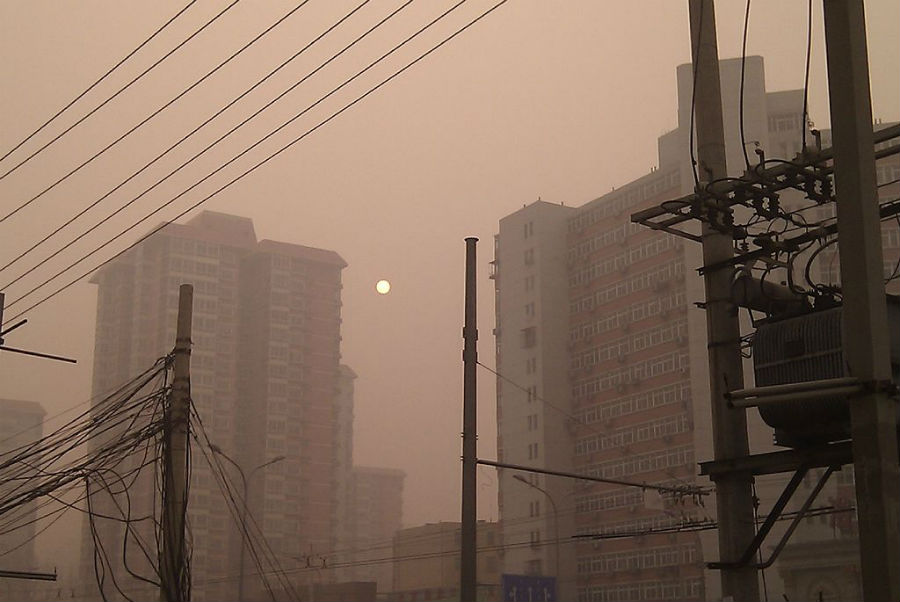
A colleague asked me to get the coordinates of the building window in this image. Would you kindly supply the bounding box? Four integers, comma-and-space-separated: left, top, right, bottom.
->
768, 113, 800, 132
527, 442, 539, 460
486, 556, 498, 573
524, 248, 534, 265
524, 221, 535, 239
526, 559, 542, 575
521, 327, 537, 348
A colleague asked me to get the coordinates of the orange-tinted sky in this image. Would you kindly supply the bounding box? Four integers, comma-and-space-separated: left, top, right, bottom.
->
1, 0, 897, 569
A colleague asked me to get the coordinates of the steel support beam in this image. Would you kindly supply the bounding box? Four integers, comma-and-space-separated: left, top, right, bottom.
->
699, 442, 852, 479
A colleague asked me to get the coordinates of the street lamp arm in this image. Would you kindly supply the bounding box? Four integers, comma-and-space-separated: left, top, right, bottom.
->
209, 444, 247, 494
512, 475, 558, 514
249, 455, 287, 480
512, 473, 561, 590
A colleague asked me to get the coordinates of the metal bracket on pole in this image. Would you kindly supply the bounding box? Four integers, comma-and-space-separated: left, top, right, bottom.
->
0, 292, 76, 363
0, 568, 58, 581
708, 466, 836, 570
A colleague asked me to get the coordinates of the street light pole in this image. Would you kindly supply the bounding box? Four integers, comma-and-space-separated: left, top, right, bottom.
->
513, 475, 559, 588
210, 445, 286, 601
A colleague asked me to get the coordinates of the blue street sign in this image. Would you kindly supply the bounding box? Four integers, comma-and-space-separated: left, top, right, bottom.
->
501, 574, 556, 602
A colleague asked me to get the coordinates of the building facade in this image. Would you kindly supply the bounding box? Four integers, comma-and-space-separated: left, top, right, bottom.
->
391, 521, 501, 602
493, 56, 897, 602
337, 466, 405, 592
81, 211, 347, 600
493, 201, 575, 598
565, 165, 703, 602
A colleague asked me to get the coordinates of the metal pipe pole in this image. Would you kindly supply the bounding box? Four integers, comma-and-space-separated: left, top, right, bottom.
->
211, 449, 248, 601
238, 474, 249, 601
161, 284, 192, 602
243, 456, 286, 600
822, 1, 900, 598
211, 446, 286, 601
513, 475, 559, 589
460, 237, 478, 602
687, 2, 759, 600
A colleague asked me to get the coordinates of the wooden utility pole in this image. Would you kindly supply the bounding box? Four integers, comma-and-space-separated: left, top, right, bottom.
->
688, 2, 759, 600
822, 1, 900, 599
160, 284, 193, 602
460, 237, 478, 602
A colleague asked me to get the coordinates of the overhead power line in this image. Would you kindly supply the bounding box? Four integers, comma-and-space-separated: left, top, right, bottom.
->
0, 1, 197, 165
0, 0, 389, 279
2, 0, 453, 304
3, 0, 512, 325
0, 354, 171, 584
0, 0, 310, 225
476, 360, 706, 494
0, 0, 242, 191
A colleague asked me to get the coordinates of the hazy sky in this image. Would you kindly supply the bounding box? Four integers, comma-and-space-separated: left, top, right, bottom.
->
1, 0, 898, 567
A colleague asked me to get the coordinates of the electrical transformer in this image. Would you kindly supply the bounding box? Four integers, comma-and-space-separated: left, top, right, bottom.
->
752, 295, 900, 447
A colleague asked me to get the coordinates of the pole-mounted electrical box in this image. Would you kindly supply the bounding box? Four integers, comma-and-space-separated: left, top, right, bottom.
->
752, 295, 900, 447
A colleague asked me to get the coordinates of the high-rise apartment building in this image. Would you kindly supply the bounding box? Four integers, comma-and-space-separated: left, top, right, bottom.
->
82, 211, 347, 600
492, 57, 893, 602
492, 201, 575, 599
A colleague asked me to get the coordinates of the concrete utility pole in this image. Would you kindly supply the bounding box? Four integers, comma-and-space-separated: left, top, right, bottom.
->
687, 2, 759, 600
160, 284, 193, 602
822, 1, 900, 599
460, 237, 478, 602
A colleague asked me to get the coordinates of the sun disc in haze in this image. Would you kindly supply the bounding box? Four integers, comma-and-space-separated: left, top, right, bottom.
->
375, 279, 391, 295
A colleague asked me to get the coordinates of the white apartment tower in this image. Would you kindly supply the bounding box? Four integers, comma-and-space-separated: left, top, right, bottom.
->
492, 201, 575, 598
